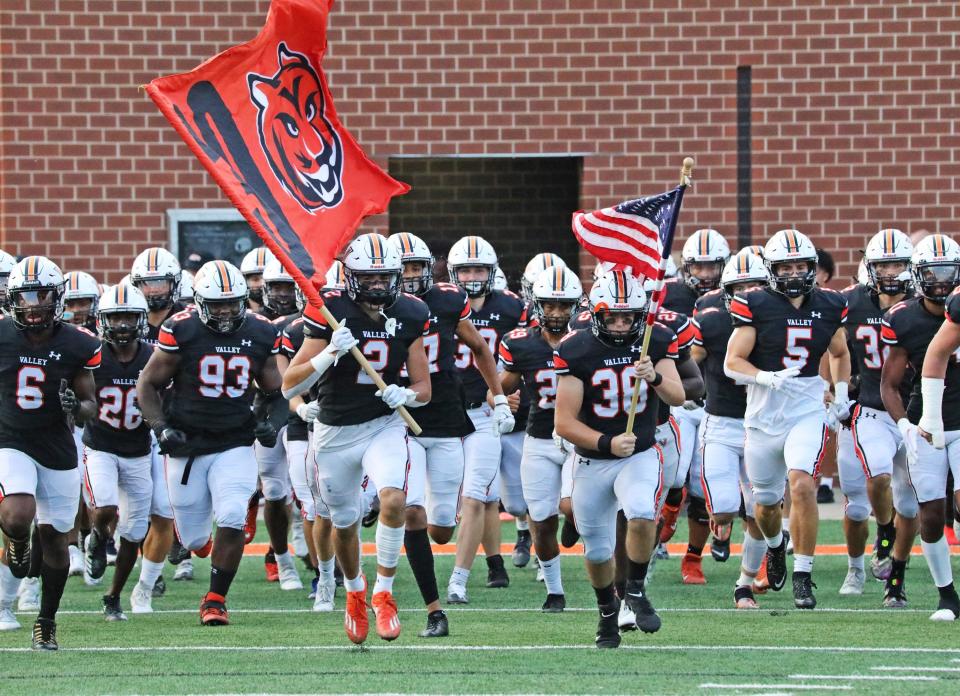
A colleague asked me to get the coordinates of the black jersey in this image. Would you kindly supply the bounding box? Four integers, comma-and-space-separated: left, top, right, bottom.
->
144, 301, 188, 346
554, 324, 678, 459
280, 317, 311, 442
883, 296, 960, 429
455, 289, 527, 405
0, 318, 102, 470
262, 311, 298, 431
499, 326, 560, 440
302, 291, 430, 427
729, 286, 847, 376
660, 277, 699, 315
157, 308, 279, 454
82, 341, 153, 457
653, 308, 696, 424
692, 306, 746, 418
693, 289, 726, 316
569, 309, 593, 332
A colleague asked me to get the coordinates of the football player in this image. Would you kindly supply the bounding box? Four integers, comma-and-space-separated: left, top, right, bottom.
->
137, 260, 282, 625
81, 284, 154, 621
0, 249, 15, 309
0, 256, 101, 649
837, 229, 919, 604
240, 246, 275, 315
444, 236, 519, 603
725, 229, 850, 610
691, 251, 770, 608
555, 270, 684, 648
497, 265, 582, 612
885, 234, 960, 620
283, 234, 432, 644
62, 271, 100, 330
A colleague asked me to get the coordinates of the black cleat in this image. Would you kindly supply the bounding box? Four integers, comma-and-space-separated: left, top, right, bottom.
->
512, 530, 532, 568
560, 518, 580, 548
4, 536, 31, 579
105, 537, 118, 566
486, 554, 509, 588
595, 600, 621, 649
542, 593, 566, 613
654, 542, 670, 560
152, 575, 166, 598
418, 610, 449, 638
883, 581, 908, 609
624, 580, 661, 633
102, 594, 128, 622
710, 535, 731, 563
816, 483, 835, 504
793, 572, 818, 609
84, 528, 108, 580
361, 497, 381, 528
765, 540, 788, 592
32, 619, 58, 651
167, 537, 191, 565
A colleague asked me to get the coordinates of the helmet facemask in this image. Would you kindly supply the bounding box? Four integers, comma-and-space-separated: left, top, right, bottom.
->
769, 259, 817, 298
134, 277, 176, 311
591, 307, 644, 347
99, 310, 146, 345
64, 297, 96, 328
264, 280, 298, 316
450, 264, 495, 299
196, 296, 247, 333
345, 269, 401, 307
683, 259, 725, 295
10, 286, 63, 332
400, 260, 433, 296
913, 262, 960, 304
721, 279, 767, 311
867, 259, 910, 296
534, 299, 577, 335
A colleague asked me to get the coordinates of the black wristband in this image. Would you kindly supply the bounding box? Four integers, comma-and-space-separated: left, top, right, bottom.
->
651, 372, 663, 387
597, 434, 613, 455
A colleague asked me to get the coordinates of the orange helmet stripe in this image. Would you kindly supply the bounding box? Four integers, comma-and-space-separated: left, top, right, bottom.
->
615, 271, 626, 301
934, 234, 945, 257
884, 229, 894, 255
215, 261, 232, 293
369, 235, 384, 261
469, 237, 478, 259
148, 248, 158, 272
117, 284, 126, 304
553, 265, 564, 291
400, 234, 413, 254
737, 253, 747, 274
257, 248, 266, 267
26, 256, 38, 281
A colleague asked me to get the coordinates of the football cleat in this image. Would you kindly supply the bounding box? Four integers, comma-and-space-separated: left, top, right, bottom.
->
308, 575, 318, 599
752, 557, 770, 595
710, 535, 731, 563
193, 538, 213, 559
31, 618, 58, 651
542, 593, 566, 613
243, 495, 259, 544
313, 579, 335, 612
765, 540, 788, 592
658, 501, 682, 543
793, 572, 818, 609
560, 517, 580, 548
596, 601, 622, 649
883, 583, 908, 609
372, 591, 401, 641
839, 567, 865, 596
105, 537, 118, 566
173, 559, 194, 582
83, 566, 103, 587
624, 581, 661, 633
18, 577, 40, 612
361, 497, 381, 528
784, 528, 794, 555
681, 553, 706, 585
152, 575, 166, 597
68, 544, 84, 577
0, 606, 20, 631
486, 556, 509, 588
167, 537, 191, 566
200, 592, 230, 626
534, 557, 544, 583
512, 530, 532, 568
102, 593, 128, 622
264, 550, 279, 582
617, 600, 637, 632
419, 610, 449, 638
5, 536, 31, 579
870, 551, 892, 581
84, 528, 108, 580
130, 582, 154, 614
930, 587, 960, 621
345, 586, 369, 644
734, 585, 759, 609
655, 542, 670, 560
278, 561, 304, 591
446, 583, 468, 604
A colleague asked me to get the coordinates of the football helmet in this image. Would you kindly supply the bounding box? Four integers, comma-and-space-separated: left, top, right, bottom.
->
589, 270, 646, 346
531, 265, 582, 334
97, 283, 149, 345
863, 228, 913, 296
178, 270, 195, 301
130, 248, 181, 311
7, 256, 66, 331
388, 232, 434, 296
193, 260, 249, 333
764, 229, 818, 298
323, 259, 347, 291
63, 271, 100, 326
448, 236, 498, 298
342, 233, 402, 306
262, 257, 302, 316
492, 267, 508, 291
521, 253, 566, 301
240, 247, 275, 303
720, 251, 770, 309
0, 249, 16, 305
681, 228, 731, 294
911, 234, 960, 303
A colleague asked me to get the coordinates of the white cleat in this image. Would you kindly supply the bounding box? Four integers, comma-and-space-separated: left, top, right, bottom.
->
278, 558, 303, 591
0, 606, 20, 631
18, 577, 40, 612
68, 545, 84, 577
291, 515, 308, 558
535, 558, 545, 583
83, 567, 103, 587
130, 582, 154, 614
173, 559, 194, 582
313, 580, 335, 612
930, 608, 958, 622
618, 599, 637, 632
838, 567, 865, 596
446, 583, 468, 604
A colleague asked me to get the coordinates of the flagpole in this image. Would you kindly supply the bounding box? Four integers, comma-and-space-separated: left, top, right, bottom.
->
624, 157, 694, 435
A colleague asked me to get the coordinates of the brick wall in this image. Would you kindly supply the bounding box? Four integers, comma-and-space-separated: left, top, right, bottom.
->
2, 0, 958, 284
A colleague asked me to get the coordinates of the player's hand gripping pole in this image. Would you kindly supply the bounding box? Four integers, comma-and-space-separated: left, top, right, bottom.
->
624, 157, 694, 435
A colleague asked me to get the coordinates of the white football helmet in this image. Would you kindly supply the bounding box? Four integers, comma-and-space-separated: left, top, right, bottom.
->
532, 266, 583, 334
63, 271, 101, 327
342, 233, 403, 306
521, 253, 566, 301
193, 260, 249, 333
721, 252, 770, 308
863, 228, 913, 296
664, 255, 679, 278
177, 270, 195, 301
7, 256, 66, 331
240, 246, 275, 276
739, 244, 765, 259
911, 234, 960, 303
589, 270, 646, 346
97, 283, 149, 345
447, 236, 498, 298
492, 267, 508, 291
0, 249, 15, 305
262, 257, 301, 315
763, 229, 818, 298
681, 228, 731, 294
130, 247, 181, 311
389, 232, 434, 296
323, 259, 347, 291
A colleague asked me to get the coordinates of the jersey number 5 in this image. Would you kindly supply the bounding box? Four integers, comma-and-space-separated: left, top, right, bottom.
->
783, 327, 812, 370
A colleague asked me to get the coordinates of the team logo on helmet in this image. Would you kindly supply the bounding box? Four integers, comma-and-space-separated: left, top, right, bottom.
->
248, 43, 344, 212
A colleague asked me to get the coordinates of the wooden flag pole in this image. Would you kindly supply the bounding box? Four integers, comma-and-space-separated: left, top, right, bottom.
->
623, 157, 694, 435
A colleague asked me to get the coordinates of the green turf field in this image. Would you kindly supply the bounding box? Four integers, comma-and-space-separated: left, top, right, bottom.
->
2, 519, 959, 695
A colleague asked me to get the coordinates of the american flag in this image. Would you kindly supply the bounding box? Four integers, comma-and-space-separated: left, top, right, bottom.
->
571, 187, 683, 281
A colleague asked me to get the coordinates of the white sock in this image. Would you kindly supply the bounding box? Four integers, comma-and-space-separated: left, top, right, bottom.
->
450, 566, 470, 587
782, 517, 791, 533
515, 518, 529, 532
820, 477, 833, 488
539, 555, 563, 595
922, 537, 954, 587
319, 557, 335, 584
848, 554, 864, 571
0, 563, 21, 603
275, 550, 295, 570
373, 573, 395, 595
794, 554, 814, 574
375, 523, 404, 571
344, 573, 365, 593
764, 531, 783, 549
741, 534, 766, 575
138, 558, 164, 590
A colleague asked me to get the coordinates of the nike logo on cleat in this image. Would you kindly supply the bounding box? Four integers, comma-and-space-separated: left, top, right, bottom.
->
601, 611, 615, 618
627, 592, 644, 599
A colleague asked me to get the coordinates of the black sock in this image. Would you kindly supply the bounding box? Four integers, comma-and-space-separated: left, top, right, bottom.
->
890, 558, 907, 578
28, 526, 43, 578
210, 565, 237, 597
39, 562, 68, 621
486, 553, 505, 571
516, 529, 531, 541
265, 548, 276, 564
627, 559, 650, 586
687, 544, 703, 557
404, 528, 439, 606
665, 488, 684, 507
614, 579, 626, 599
593, 583, 615, 607
876, 521, 896, 559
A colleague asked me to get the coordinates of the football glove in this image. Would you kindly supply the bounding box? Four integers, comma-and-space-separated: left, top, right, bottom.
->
492, 394, 515, 435
755, 366, 802, 391
254, 421, 278, 448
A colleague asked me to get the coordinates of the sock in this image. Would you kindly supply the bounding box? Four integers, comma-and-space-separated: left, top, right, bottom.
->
275, 550, 295, 570
344, 573, 365, 593
138, 558, 164, 590
741, 534, 766, 577
782, 517, 791, 533
665, 488, 683, 506
539, 555, 563, 596
209, 565, 237, 597
820, 477, 833, 488
876, 521, 895, 559
615, 578, 626, 599
28, 526, 42, 578
627, 559, 649, 587
404, 528, 439, 606
486, 554, 505, 571
38, 562, 69, 621
372, 573, 395, 595
319, 557, 335, 584
938, 583, 959, 603
922, 537, 954, 587
793, 554, 814, 574
764, 531, 784, 549
450, 565, 470, 587
848, 554, 864, 572
515, 518, 529, 533
375, 523, 404, 571
0, 563, 20, 606
686, 544, 703, 557
890, 558, 907, 579
593, 582, 615, 607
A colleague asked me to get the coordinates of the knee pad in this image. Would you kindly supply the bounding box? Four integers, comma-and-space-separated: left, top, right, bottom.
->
686, 495, 710, 524
843, 486, 870, 522
260, 474, 290, 502
583, 541, 613, 564
752, 485, 784, 508
893, 489, 919, 520
428, 502, 457, 529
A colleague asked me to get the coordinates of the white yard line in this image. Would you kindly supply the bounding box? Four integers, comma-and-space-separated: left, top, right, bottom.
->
873, 666, 960, 672
790, 674, 937, 681
701, 685, 851, 691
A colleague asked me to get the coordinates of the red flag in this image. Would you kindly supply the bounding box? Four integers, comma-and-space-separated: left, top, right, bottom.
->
145, 0, 409, 299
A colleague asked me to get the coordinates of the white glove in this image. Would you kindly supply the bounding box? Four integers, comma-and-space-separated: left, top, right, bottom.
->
919, 377, 946, 449
329, 322, 359, 361
755, 366, 802, 391
492, 394, 515, 435
296, 401, 320, 422
827, 381, 853, 433
376, 384, 418, 409
553, 429, 573, 453
897, 418, 920, 465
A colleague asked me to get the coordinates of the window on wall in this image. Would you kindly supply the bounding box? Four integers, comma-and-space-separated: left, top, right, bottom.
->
387, 156, 583, 291
166, 208, 259, 270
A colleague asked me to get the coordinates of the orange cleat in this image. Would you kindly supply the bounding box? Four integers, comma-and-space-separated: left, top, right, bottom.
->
243, 495, 259, 545
752, 557, 770, 595
681, 552, 706, 585
193, 537, 213, 559
199, 592, 229, 626
658, 490, 685, 543
344, 583, 369, 644
946, 525, 959, 546
372, 591, 401, 641
264, 549, 279, 583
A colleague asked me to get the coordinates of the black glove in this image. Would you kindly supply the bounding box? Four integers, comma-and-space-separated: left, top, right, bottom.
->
154, 424, 188, 454
254, 421, 278, 448
59, 378, 78, 415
